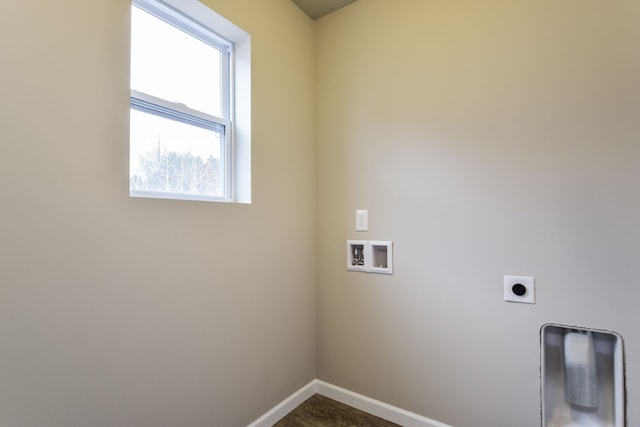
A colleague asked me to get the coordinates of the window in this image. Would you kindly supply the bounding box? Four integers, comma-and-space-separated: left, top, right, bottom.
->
130, 0, 250, 202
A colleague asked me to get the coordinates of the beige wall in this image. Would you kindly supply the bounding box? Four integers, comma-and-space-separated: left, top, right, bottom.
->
0, 0, 316, 426
2, 0, 639, 426
316, 1, 639, 426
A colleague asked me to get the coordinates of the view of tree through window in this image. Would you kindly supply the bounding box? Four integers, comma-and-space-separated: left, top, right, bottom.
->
129, 108, 224, 197
129, 144, 220, 196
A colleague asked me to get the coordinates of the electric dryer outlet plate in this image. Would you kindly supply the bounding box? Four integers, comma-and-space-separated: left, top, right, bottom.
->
504, 275, 535, 304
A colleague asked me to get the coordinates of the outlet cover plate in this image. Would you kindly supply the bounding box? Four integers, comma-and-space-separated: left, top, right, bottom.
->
504, 275, 535, 304
355, 209, 368, 231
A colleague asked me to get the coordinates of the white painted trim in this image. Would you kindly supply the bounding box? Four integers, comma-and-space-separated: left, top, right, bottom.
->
246, 380, 317, 427
315, 380, 453, 427
247, 379, 453, 427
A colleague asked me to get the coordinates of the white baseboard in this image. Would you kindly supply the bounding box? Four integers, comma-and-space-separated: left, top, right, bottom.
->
247, 379, 317, 427
247, 379, 453, 427
315, 380, 452, 427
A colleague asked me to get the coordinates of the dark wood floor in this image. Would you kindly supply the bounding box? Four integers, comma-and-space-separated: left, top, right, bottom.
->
274, 394, 401, 427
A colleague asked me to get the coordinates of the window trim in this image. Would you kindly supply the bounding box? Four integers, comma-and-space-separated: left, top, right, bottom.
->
130, 0, 248, 203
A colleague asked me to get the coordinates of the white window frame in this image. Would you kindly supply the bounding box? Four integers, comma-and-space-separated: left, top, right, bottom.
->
130, 0, 251, 203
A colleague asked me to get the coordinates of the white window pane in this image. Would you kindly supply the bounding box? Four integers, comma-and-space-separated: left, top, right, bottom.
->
131, 6, 222, 117
130, 109, 224, 197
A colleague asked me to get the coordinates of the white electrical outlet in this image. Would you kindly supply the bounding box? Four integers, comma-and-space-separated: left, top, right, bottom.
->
355, 209, 368, 231
504, 275, 535, 304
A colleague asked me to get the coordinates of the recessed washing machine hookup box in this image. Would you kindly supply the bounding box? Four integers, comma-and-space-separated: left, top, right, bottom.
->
346, 240, 392, 275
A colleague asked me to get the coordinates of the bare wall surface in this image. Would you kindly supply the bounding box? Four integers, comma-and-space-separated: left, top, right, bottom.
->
0, 1, 316, 426
316, 1, 639, 426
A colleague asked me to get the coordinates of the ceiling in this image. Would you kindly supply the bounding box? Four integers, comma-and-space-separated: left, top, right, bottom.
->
292, 0, 358, 20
